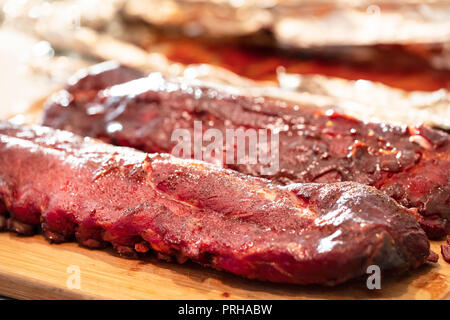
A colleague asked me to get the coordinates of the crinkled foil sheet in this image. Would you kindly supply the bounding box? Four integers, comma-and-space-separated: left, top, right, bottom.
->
1, 0, 449, 129
121, 0, 450, 46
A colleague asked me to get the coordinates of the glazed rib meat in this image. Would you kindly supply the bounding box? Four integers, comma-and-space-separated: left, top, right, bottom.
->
42, 63, 450, 238
0, 122, 429, 285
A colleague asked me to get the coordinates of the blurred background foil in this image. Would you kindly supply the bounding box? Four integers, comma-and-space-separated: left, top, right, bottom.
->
0, 0, 449, 128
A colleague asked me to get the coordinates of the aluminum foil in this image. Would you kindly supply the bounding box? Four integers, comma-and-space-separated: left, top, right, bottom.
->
122, 0, 450, 46
2, 0, 449, 129
277, 71, 450, 129
3, 0, 450, 63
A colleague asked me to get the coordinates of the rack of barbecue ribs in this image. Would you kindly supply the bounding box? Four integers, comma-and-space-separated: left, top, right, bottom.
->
153, 38, 450, 92
42, 63, 450, 239
0, 121, 430, 285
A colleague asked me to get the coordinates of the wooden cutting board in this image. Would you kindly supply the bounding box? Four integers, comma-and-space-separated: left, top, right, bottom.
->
0, 63, 448, 300
0, 232, 448, 300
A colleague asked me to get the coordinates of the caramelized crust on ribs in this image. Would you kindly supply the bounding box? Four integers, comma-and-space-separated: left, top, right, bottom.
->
42, 64, 450, 238
161, 39, 450, 92
0, 122, 429, 285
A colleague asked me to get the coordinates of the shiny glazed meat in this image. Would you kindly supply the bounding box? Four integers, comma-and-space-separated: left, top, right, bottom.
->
42, 64, 450, 238
0, 122, 429, 285
161, 39, 450, 92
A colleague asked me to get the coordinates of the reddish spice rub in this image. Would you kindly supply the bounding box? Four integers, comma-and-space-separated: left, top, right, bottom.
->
42, 64, 450, 238
159, 39, 450, 91
0, 122, 429, 285
441, 246, 450, 263
442, 236, 450, 264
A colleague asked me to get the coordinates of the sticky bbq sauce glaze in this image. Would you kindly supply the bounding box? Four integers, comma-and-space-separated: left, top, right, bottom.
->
147, 36, 450, 92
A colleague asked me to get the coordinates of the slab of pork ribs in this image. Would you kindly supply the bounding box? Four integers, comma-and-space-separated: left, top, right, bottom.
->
0, 122, 430, 285
42, 63, 450, 238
